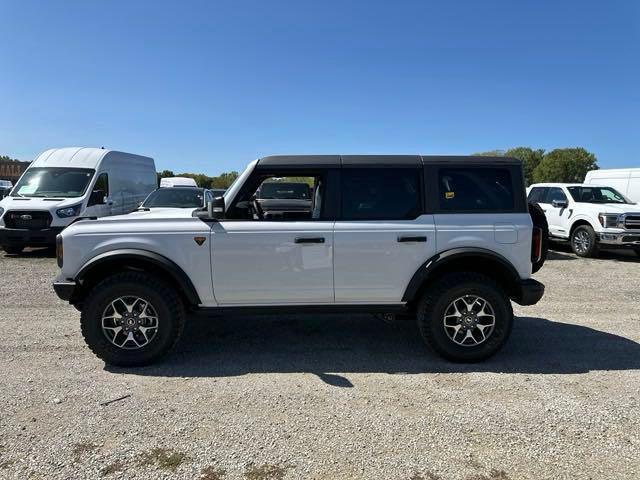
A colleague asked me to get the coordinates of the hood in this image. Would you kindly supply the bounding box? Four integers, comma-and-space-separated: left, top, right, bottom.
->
0, 196, 82, 210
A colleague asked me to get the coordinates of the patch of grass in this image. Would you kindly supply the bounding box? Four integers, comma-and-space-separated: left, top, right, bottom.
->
138, 447, 187, 472
201, 466, 227, 480
72, 442, 98, 462
101, 460, 125, 476
244, 463, 292, 480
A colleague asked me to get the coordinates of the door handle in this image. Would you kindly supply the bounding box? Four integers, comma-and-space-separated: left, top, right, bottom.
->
397, 235, 427, 243
295, 237, 325, 244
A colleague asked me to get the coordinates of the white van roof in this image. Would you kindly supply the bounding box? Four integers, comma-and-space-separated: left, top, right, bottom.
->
31, 147, 153, 169
160, 177, 198, 187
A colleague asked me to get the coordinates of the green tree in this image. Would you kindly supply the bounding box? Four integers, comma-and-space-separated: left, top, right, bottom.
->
504, 147, 545, 186
532, 148, 598, 183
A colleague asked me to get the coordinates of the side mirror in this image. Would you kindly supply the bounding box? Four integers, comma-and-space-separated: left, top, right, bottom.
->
552, 199, 568, 208
208, 196, 225, 219
88, 189, 106, 206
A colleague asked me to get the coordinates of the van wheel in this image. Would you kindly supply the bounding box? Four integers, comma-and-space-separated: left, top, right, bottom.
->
417, 273, 513, 362
2, 245, 24, 255
80, 272, 185, 366
571, 225, 599, 258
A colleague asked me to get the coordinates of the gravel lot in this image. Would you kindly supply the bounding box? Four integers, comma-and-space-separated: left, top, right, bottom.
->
0, 246, 639, 480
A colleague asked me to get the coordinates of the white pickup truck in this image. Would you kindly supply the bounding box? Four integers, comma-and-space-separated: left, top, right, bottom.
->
527, 183, 640, 257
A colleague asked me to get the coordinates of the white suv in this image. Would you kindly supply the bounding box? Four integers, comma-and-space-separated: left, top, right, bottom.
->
528, 183, 640, 257
53, 155, 545, 366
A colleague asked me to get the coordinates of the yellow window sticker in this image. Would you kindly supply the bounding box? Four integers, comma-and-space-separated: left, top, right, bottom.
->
445, 191, 455, 199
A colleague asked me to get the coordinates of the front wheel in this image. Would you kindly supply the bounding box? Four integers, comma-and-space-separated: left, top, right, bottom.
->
417, 273, 513, 362
571, 225, 599, 258
80, 272, 185, 366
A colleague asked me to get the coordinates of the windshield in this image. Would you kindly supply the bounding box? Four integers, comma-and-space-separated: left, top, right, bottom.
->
12, 168, 94, 198
142, 188, 205, 208
567, 186, 632, 204
258, 182, 310, 199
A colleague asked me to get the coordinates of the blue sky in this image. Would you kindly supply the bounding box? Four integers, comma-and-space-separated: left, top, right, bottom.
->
1, 0, 638, 174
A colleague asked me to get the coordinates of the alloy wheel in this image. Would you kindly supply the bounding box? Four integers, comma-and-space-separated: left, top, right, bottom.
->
101, 296, 159, 350
443, 295, 496, 346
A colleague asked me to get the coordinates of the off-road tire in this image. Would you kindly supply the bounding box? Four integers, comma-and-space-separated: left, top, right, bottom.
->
80, 272, 185, 366
570, 224, 599, 258
528, 202, 548, 273
417, 273, 513, 362
2, 245, 24, 255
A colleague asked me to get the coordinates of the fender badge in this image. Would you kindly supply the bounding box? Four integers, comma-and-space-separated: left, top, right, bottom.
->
194, 236, 206, 246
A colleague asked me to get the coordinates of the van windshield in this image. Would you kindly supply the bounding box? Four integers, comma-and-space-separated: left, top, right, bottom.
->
12, 168, 95, 198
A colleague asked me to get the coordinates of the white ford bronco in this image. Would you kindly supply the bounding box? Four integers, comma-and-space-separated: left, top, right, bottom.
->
527, 183, 640, 258
53, 155, 546, 366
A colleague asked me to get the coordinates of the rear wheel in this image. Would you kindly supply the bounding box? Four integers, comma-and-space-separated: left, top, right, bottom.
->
80, 272, 185, 366
2, 245, 24, 255
417, 273, 513, 362
571, 225, 599, 258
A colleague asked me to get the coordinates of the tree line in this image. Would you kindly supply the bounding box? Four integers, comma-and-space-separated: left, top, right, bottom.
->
475, 147, 598, 186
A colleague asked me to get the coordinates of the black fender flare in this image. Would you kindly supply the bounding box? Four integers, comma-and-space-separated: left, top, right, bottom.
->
75, 249, 201, 305
402, 247, 522, 303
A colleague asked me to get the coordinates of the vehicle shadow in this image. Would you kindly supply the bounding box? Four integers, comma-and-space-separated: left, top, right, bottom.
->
549, 241, 639, 263
2, 247, 55, 258
108, 314, 640, 382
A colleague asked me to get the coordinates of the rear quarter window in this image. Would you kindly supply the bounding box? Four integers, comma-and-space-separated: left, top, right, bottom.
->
437, 168, 515, 212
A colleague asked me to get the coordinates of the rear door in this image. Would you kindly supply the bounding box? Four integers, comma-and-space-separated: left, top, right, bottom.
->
333, 160, 436, 304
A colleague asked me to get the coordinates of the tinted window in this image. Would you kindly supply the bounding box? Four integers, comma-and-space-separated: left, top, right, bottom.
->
545, 187, 567, 204
438, 168, 514, 211
528, 187, 546, 203
93, 173, 109, 197
143, 188, 205, 208
341, 168, 421, 220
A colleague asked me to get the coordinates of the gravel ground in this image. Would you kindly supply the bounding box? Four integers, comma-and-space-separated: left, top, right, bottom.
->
0, 246, 639, 480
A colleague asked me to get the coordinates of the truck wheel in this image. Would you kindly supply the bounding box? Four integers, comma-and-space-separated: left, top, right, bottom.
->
417, 273, 513, 362
80, 272, 185, 367
2, 245, 24, 255
528, 202, 548, 273
570, 225, 599, 258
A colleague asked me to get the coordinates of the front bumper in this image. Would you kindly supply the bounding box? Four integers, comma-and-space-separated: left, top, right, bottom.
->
0, 227, 63, 247
512, 279, 545, 306
597, 232, 640, 248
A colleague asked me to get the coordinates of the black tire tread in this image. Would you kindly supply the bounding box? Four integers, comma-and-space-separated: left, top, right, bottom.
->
80, 271, 185, 366
417, 272, 513, 363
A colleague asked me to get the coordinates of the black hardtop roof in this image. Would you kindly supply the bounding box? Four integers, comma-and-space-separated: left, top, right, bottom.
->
257, 155, 521, 168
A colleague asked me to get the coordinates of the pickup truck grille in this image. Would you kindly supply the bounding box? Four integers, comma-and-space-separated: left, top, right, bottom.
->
3, 211, 53, 230
624, 215, 640, 229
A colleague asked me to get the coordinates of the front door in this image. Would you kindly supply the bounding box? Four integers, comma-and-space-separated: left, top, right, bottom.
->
542, 187, 570, 237
83, 172, 113, 217
210, 169, 335, 305
333, 166, 436, 303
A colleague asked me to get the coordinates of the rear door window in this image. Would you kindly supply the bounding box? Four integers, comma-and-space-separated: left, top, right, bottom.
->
438, 168, 514, 212
341, 168, 422, 220
528, 187, 547, 203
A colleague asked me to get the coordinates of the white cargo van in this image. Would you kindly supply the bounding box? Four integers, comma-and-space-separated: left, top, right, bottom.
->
159, 177, 198, 188
584, 168, 640, 203
0, 147, 157, 253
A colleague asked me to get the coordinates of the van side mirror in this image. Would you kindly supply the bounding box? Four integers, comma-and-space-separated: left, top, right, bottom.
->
552, 199, 568, 208
88, 189, 106, 206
